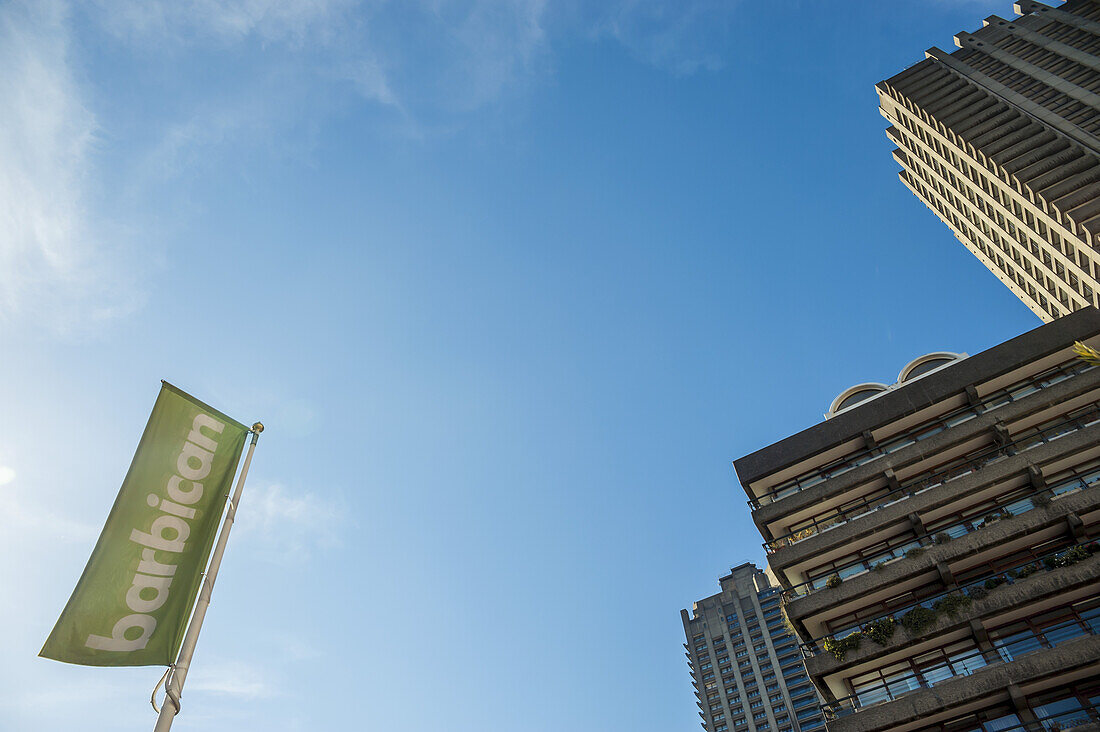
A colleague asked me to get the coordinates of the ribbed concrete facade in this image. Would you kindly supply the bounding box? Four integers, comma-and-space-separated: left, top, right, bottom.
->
682, 563, 826, 732
733, 309, 1100, 732
877, 0, 1100, 322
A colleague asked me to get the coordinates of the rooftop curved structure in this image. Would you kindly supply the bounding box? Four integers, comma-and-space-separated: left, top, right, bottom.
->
827, 352, 965, 418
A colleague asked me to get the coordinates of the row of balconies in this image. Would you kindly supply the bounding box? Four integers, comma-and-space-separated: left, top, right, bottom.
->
771, 416, 1100, 595
785, 472, 1100, 636
754, 361, 1100, 549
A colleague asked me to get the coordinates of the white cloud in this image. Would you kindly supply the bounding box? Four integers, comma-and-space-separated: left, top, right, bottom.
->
237, 482, 343, 560
93, 0, 359, 47
592, 0, 738, 74
0, 0, 142, 331
186, 660, 272, 699
0, 464, 99, 544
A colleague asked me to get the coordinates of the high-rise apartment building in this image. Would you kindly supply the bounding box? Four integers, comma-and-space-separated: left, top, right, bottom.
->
877, 0, 1100, 322
733, 308, 1100, 732
682, 563, 827, 732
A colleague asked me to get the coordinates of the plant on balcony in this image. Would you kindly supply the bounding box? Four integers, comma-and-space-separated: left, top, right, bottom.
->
1032, 492, 1051, 507
933, 532, 952, 545
1015, 563, 1039, 579
825, 574, 843, 589
966, 586, 988, 601
904, 547, 925, 560
1045, 545, 1091, 569
979, 512, 1004, 528
900, 606, 938, 635
767, 539, 786, 553
871, 561, 887, 573
932, 593, 971, 617
822, 632, 861, 661
864, 617, 897, 645
792, 527, 818, 542
984, 576, 1005, 590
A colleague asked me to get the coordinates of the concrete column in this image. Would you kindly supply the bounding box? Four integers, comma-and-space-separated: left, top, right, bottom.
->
1008, 683, 1041, 727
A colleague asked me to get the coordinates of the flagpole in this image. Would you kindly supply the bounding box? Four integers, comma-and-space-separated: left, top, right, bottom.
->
154, 422, 263, 732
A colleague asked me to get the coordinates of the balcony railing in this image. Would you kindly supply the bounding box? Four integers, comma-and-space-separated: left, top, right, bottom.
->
764, 400, 1100, 555
748, 361, 1092, 510
779, 467, 1100, 601
799, 541, 1100, 660
960, 707, 1100, 732
822, 618, 1100, 718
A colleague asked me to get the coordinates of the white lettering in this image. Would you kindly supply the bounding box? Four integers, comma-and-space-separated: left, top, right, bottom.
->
130, 515, 190, 553
188, 414, 225, 452
85, 614, 156, 652
136, 548, 176, 577
177, 441, 213, 481
125, 573, 173, 613
98, 411, 228, 654
147, 493, 197, 520
166, 475, 203, 505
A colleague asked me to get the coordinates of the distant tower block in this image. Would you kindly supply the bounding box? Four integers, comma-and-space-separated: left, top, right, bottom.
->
681, 563, 827, 732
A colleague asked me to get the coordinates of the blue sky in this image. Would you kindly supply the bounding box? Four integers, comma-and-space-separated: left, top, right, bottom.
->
1, 1, 1041, 730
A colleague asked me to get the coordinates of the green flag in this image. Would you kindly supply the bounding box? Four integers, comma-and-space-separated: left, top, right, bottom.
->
41, 382, 248, 666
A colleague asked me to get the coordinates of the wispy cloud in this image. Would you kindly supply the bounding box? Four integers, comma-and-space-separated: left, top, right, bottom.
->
592, 0, 739, 74
0, 0, 746, 335
186, 660, 272, 699
0, 0, 142, 331
92, 0, 360, 47
237, 482, 343, 560
0, 462, 99, 543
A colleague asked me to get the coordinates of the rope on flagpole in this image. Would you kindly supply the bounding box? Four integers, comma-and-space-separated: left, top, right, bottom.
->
150, 665, 180, 715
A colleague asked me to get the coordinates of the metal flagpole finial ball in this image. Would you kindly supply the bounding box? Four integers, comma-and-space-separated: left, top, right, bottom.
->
251, 422, 264, 434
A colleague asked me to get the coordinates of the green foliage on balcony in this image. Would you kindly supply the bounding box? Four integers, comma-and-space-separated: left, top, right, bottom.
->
822, 632, 861, 661
864, 617, 897, 646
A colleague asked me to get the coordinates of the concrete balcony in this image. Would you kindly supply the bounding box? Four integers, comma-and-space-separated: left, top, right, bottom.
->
753, 365, 1100, 545
826, 634, 1100, 732
784, 476, 1100, 626
803, 552, 1100, 679
772, 420, 1100, 580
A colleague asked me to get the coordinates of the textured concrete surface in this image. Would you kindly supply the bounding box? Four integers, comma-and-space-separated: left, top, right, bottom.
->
804, 552, 1100, 677
828, 634, 1100, 732
784, 453, 1100, 623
